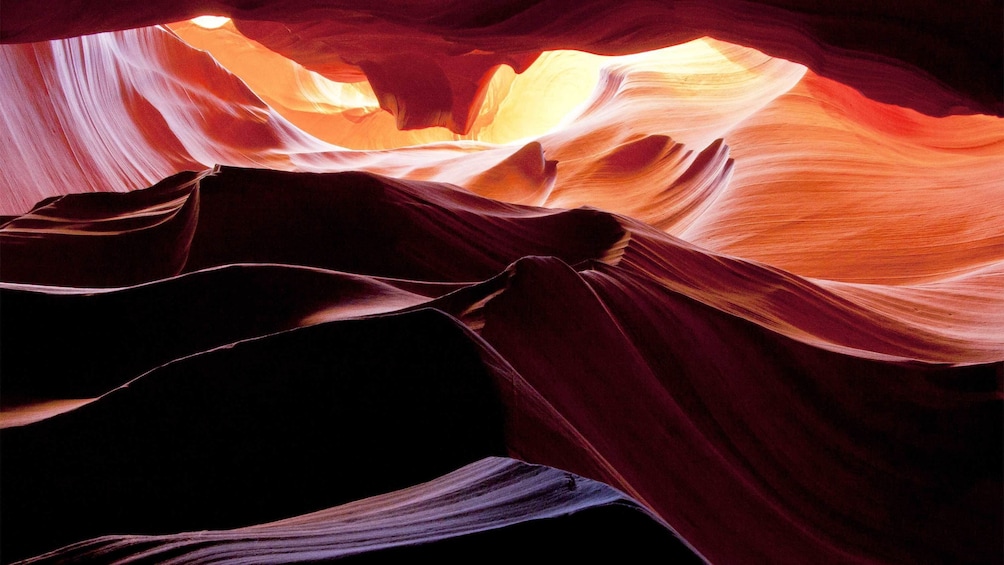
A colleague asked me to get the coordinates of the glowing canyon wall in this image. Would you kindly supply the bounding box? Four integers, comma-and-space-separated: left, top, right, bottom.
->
1, 2, 1001, 564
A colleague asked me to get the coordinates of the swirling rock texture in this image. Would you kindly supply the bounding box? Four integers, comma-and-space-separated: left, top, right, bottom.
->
1, 2, 1002, 564
15, 456, 701, 563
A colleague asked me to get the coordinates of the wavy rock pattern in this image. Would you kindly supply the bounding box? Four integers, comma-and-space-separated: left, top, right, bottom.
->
2, 1, 999, 120
3, 170, 1000, 564
684, 70, 1004, 285
1, 3, 1002, 565
0, 27, 335, 213
18, 457, 702, 563
0, 30, 808, 217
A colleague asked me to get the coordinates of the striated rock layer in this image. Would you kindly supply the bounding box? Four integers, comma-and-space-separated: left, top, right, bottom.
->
3, 28, 815, 216
2, 170, 1000, 564
1, 2, 1001, 565
18, 457, 702, 563
2, 0, 1000, 124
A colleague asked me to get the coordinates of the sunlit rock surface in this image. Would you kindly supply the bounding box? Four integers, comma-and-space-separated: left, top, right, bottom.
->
2, 0, 1000, 121
0, 26, 336, 213
686, 70, 1004, 285
1, 3, 1001, 565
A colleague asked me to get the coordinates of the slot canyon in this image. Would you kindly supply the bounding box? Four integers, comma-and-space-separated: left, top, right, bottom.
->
1, 2, 1002, 563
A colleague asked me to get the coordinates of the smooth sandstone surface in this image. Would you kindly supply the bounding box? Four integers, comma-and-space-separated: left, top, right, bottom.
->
1, 3, 1001, 565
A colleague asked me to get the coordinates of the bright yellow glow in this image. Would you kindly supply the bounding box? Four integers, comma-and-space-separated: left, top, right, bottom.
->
616, 39, 752, 75
169, 18, 614, 148
169, 20, 786, 149
301, 76, 381, 113
191, 16, 231, 29
472, 51, 606, 144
